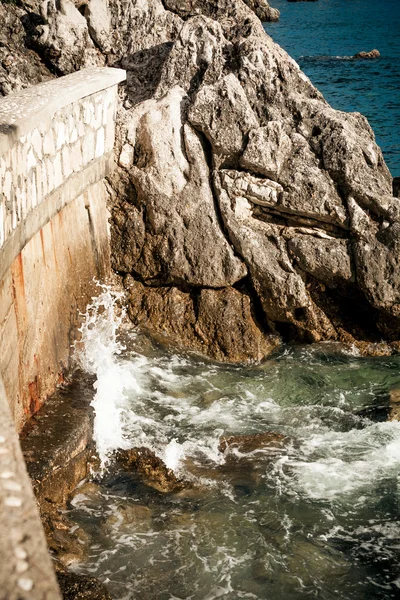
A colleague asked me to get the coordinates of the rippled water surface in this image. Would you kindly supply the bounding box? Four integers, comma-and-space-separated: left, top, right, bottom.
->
66, 290, 400, 599
265, 0, 400, 176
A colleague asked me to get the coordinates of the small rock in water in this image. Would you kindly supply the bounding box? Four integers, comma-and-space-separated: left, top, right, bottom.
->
56, 567, 112, 600
115, 447, 186, 493
353, 49, 380, 59
105, 503, 152, 531
218, 432, 289, 454
388, 389, 400, 421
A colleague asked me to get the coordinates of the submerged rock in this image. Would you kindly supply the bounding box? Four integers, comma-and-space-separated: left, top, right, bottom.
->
353, 49, 380, 59
115, 447, 186, 493
56, 568, 112, 600
219, 432, 290, 453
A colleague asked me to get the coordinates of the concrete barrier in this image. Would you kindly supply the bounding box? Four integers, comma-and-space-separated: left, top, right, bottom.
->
0, 67, 125, 430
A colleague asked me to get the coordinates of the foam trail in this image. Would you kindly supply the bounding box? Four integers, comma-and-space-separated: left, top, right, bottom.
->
73, 284, 138, 465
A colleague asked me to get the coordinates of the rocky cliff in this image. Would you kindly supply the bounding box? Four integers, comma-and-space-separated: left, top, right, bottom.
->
2, 0, 399, 362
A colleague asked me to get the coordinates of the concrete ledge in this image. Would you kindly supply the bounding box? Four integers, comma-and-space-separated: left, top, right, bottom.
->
0, 151, 113, 282
0, 377, 61, 600
0, 67, 126, 157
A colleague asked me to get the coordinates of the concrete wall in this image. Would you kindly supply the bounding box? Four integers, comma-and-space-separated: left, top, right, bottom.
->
0, 66, 125, 429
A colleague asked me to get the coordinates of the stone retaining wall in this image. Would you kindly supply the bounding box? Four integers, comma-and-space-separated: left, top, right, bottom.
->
0, 67, 125, 429
0, 67, 125, 599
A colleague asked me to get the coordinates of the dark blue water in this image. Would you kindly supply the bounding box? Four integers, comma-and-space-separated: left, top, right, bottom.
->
265, 0, 400, 177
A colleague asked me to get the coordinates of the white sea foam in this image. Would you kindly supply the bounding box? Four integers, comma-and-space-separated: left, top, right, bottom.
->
73, 284, 139, 464
75, 285, 400, 512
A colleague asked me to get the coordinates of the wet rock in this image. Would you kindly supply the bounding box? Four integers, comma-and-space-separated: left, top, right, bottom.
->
124, 276, 279, 363
388, 389, 400, 421
219, 431, 289, 453
115, 447, 186, 493
55, 566, 112, 600
353, 49, 380, 59
20, 374, 98, 505
105, 503, 152, 531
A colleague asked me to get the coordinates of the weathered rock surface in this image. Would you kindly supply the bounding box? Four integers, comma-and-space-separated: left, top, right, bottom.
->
124, 276, 278, 362
115, 446, 185, 493
1, 0, 399, 361
0, 4, 53, 95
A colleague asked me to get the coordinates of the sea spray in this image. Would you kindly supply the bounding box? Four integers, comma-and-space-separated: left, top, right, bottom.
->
73, 284, 139, 465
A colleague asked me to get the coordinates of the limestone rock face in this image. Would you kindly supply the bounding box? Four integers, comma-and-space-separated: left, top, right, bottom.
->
1, 0, 399, 360
111, 87, 246, 287
33, 0, 103, 73
124, 276, 279, 362
111, 1, 399, 358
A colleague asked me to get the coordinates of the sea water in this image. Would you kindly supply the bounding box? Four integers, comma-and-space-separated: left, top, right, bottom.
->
67, 289, 400, 599
265, 0, 400, 177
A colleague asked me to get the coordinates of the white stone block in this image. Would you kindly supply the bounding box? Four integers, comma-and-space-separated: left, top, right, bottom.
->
62, 146, 73, 179
26, 148, 36, 172
30, 172, 37, 209
71, 140, 83, 173
105, 121, 115, 152
82, 130, 95, 164
95, 128, 105, 158
69, 127, 78, 144
47, 159, 54, 194
78, 121, 86, 137
53, 154, 63, 189
43, 130, 56, 156
20, 186, 27, 220
55, 121, 66, 151
3, 171, 12, 198
93, 101, 104, 129
83, 102, 94, 126
12, 196, 17, 230
36, 163, 43, 203
41, 163, 47, 198
0, 203, 4, 247
31, 129, 43, 160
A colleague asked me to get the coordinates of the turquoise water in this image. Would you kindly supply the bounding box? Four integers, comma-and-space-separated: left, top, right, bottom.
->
66, 291, 400, 600
265, 0, 400, 177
